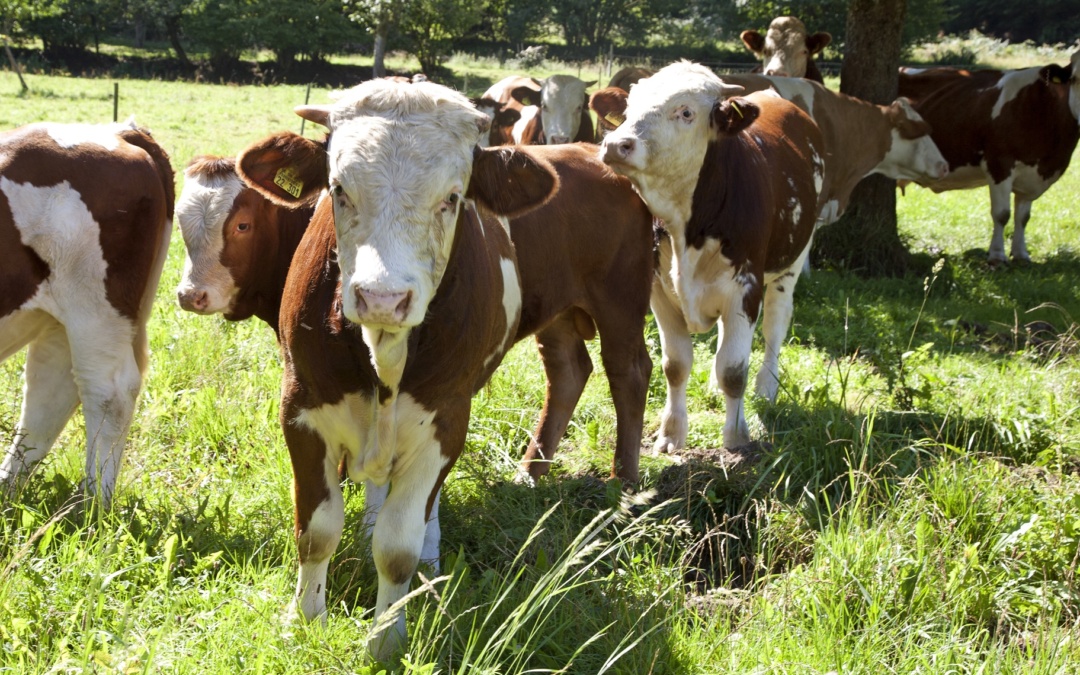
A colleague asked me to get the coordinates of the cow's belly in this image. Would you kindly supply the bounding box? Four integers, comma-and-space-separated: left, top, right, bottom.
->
1011, 163, 1061, 201
296, 391, 442, 483
0, 308, 53, 362
922, 164, 989, 192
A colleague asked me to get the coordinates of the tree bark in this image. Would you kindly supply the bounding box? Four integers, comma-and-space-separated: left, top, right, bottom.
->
3, 20, 27, 92
373, 22, 389, 78
164, 15, 191, 67
814, 0, 910, 276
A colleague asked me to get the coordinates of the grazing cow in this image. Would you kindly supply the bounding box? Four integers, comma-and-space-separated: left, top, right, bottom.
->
600, 62, 823, 453
480, 75, 597, 145
175, 146, 653, 483
0, 121, 174, 503
233, 80, 559, 659
898, 51, 1080, 262
740, 16, 831, 83
608, 66, 653, 92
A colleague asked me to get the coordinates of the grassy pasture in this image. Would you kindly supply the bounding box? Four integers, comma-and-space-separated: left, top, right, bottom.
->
2, 61, 1080, 674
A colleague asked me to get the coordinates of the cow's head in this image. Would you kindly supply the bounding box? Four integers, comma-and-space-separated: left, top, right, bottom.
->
877, 98, 949, 181
589, 86, 629, 140
514, 74, 597, 144
237, 80, 558, 381
176, 156, 245, 316
600, 61, 748, 226
741, 16, 831, 79
471, 96, 522, 148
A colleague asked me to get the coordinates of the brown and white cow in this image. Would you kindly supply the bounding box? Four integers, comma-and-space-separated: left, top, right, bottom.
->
740, 16, 831, 83
608, 66, 653, 92
0, 121, 174, 503
233, 80, 559, 659
600, 62, 823, 453
480, 74, 597, 145
898, 51, 1080, 262
174, 145, 653, 483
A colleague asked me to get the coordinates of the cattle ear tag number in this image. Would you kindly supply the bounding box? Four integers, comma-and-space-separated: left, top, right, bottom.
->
274, 166, 304, 198
604, 112, 626, 127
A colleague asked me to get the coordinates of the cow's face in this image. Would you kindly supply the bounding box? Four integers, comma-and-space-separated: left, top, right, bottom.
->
600, 62, 743, 224
176, 157, 244, 315
472, 97, 520, 148
1070, 50, 1080, 122
540, 75, 595, 144
741, 16, 830, 78
878, 98, 949, 181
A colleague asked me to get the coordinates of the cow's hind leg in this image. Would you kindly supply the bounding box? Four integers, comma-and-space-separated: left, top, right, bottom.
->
755, 250, 808, 402
286, 416, 344, 622
987, 180, 1014, 263
521, 313, 593, 481
651, 279, 693, 453
713, 299, 758, 450
2, 321, 80, 486
1011, 196, 1033, 262
595, 309, 651, 484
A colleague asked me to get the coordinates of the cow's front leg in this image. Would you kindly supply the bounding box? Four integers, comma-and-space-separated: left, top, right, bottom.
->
987, 180, 1014, 263
651, 277, 693, 453
284, 418, 344, 622
714, 301, 757, 449
1011, 196, 1032, 262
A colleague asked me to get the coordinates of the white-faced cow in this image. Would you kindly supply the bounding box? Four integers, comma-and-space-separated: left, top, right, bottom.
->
741, 16, 831, 83
233, 80, 560, 659
0, 121, 174, 504
480, 74, 597, 145
600, 61, 824, 453
898, 50, 1080, 262
175, 145, 653, 483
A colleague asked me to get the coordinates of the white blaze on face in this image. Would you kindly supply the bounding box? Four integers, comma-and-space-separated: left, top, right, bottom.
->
320, 81, 488, 346
175, 169, 244, 313
762, 18, 810, 77
540, 75, 590, 144
879, 100, 949, 181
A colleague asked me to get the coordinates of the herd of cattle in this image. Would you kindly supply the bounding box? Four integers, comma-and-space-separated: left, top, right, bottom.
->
2, 16, 1079, 659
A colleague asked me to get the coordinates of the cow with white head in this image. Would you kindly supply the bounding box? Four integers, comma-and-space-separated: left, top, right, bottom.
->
741, 16, 832, 82
235, 79, 558, 660
601, 61, 824, 452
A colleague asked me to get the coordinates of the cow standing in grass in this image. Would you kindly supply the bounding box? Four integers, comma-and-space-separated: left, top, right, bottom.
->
601, 62, 824, 452
232, 80, 560, 659
898, 50, 1080, 263
0, 121, 173, 504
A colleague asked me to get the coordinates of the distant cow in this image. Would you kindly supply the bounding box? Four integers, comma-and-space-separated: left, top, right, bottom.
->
899, 51, 1080, 262
601, 62, 823, 453
608, 66, 653, 92
234, 80, 559, 659
175, 145, 653, 483
481, 74, 597, 145
741, 16, 831, 83
0, 121, 174, 503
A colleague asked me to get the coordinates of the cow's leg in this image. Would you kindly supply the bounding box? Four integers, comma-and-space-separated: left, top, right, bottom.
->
714, 301, 757, 449
521, 313, 592, 481
1011, 196, 1033, 262
66, 317, 142, 504
286, 417, 344, 622
755, 252, 807, 401
987, 180, 1014, 263
595, 309, 651, 484
1, 321, 80, 485
368, 419, 451, 661
651, 278, 693, 453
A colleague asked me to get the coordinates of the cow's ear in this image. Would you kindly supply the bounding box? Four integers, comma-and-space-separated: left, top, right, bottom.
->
590, 87, 629, 129
510, 84, 542, 107
494, 107, 522, 127
1041, 64, 1071, 85
711, 97, 760, 136
237, 132, 328, 207
807, 32, 832, 55
740, 30, 765, 55
467, 146, 559, 218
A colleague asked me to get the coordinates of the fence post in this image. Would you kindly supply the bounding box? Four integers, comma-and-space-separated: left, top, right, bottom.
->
299, 82, 313, 136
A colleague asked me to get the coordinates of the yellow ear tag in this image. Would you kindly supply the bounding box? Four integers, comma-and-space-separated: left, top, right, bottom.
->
604, 112, 626, 127
732, 102, 744, 118
1053, 75, 1063, 84
273, 166, 304, 199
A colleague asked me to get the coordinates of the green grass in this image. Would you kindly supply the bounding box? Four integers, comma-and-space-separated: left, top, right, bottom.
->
2, 53, 1080, 673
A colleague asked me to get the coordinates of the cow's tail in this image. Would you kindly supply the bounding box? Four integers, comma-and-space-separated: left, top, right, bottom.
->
119, 127, 176, 375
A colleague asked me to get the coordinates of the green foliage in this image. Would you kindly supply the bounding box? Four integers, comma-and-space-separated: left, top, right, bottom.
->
397, 0, 486, 74
943, 0, 1080, 44
183, 0, 255, 67
250, 0, 356, 67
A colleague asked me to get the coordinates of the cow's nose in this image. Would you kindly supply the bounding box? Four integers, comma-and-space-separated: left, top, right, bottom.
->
549, 135, 570, 145
177, 288, 208, 312
353, 286, 413, 324
764, 69, 789, 77
935, 160, 950, 179
613, 137, 635, 159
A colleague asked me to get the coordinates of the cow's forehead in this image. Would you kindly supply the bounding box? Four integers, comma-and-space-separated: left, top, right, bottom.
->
626, 63, 722, 113
176, 169, 244, 243
543, 75, 588, 101
766, 16, 808, 43
327, 80, 484, 130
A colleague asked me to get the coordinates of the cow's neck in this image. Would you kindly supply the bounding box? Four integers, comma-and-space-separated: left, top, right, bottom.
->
261, 204, 315, 336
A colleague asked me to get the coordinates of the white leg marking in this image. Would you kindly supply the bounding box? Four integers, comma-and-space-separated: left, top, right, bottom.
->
651, 278, 693, 453
1011, 197, 1032, 262
714, 305, 755, 449
987, 180, 1013, 263
293, 459, 346, 622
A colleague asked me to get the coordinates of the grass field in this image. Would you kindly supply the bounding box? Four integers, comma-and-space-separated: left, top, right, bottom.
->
2, 50, 1080, 674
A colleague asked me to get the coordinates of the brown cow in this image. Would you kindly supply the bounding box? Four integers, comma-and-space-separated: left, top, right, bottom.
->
0, 121, 174, 504
234, 79, 561, 659
175, 145, 653, 483
898, 51, 1080, 262
601, 62, 823, 453
608, 66, 653, 92
480, 74, 597, 145
741, 16, 831, 83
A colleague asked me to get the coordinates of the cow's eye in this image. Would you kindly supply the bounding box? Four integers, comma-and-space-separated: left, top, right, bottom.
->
675, 107, 694, 122
440, 192, 461, 213
237, 222, 250, 232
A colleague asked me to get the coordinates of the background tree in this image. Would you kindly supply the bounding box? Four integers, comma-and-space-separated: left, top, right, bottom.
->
813, 0, 910, 275
346, 0, 403, 77
398, 0, 485, 75
0, 0, 33, 89
252, 0, 356, 69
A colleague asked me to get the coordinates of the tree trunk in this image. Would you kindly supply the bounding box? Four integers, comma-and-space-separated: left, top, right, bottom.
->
3, 20, 27, 92
373, 22, 389, 78
813, 0, 910, 276
165, 15, 191, 67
